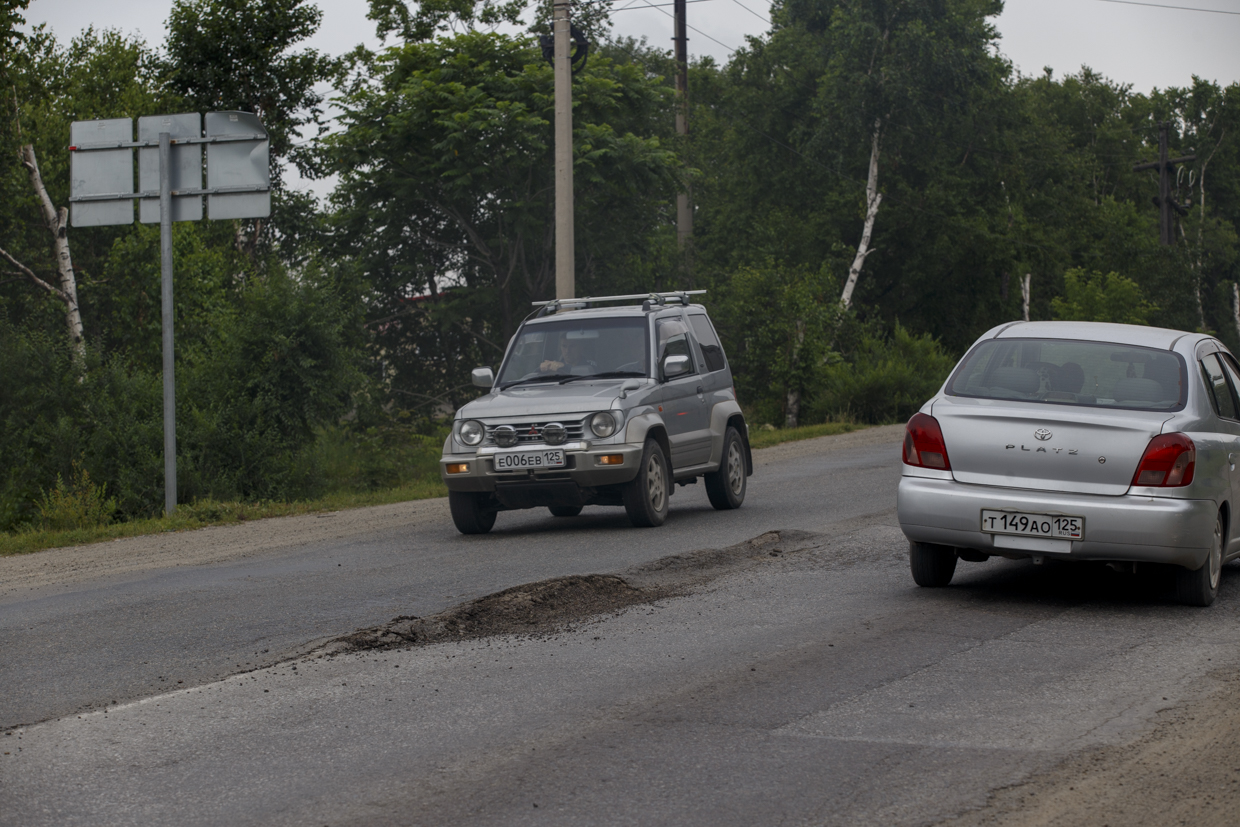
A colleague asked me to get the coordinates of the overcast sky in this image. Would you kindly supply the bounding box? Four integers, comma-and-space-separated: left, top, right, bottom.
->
23, 0, 1240, 92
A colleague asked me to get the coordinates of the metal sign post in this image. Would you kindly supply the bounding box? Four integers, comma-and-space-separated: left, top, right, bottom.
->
69, 112, 270, 514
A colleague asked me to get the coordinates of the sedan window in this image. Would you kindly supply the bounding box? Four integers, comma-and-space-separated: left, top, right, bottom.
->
1202, 353, 1240, 419
947, 338, 1186, 411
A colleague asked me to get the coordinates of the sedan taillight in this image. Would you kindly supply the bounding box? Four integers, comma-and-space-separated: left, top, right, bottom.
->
903, 413, 951, 470
1132, 433, 1195, 487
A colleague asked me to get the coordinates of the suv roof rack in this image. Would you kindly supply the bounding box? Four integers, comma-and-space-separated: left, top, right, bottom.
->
532, 290, 706, 317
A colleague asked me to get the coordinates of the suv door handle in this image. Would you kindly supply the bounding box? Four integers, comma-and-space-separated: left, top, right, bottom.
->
696, 385, 704, 395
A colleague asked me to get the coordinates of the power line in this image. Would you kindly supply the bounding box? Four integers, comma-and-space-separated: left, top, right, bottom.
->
729, 0, 771, 24
1094, 0, 1240, 15
610, 0, 714, 12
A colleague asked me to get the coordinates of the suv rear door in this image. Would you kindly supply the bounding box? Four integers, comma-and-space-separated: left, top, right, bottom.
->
656, 315, 710, 468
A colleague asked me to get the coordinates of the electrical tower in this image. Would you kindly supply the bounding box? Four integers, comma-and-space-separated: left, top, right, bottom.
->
1133, 121, 1195, 245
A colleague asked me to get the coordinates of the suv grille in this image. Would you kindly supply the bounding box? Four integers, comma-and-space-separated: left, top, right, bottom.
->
485, 419, 585, 446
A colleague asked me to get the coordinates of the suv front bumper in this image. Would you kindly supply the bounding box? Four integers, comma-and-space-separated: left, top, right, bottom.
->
441, 441, 644, 495
898, 475, 1215, 569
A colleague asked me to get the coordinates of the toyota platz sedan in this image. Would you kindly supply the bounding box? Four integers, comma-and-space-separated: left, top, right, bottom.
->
898, 320, 1240, 606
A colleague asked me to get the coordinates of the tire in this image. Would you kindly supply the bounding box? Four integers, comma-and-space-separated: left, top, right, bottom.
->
449, 490, 497, 535
548, 505, 583, 518
623, 439, 670, 527
909, 541, 957, 587
1175, 511, 1223, 607
705, 426, 747, 510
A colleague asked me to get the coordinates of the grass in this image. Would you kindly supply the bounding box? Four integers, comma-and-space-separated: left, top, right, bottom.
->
0, 477, 447, 558
1, 420, 877, 558
747, 420, 871, 450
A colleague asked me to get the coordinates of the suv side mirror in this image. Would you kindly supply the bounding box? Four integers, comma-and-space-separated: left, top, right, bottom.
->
663, 354, 691, 379
471, 367, 494, 388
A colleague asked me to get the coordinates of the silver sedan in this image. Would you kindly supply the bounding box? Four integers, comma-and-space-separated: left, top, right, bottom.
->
898, 321, 1240, 606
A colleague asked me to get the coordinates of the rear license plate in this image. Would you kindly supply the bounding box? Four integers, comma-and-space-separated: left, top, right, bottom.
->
493, 450, 566, 472
981, 510, 1083, 540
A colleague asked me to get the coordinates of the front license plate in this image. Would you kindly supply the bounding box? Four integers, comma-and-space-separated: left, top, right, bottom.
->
493, 450, 566, 472
981, 510, 1084, 540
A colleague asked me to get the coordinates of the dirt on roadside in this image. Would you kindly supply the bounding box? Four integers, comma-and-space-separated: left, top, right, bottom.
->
940, 669, 1240, 827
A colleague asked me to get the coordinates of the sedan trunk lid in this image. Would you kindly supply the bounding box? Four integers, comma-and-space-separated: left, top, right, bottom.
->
932, 396, 1173, 496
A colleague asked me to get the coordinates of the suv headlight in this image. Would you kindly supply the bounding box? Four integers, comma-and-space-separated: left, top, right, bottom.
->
589, 411, 619, 438
458, 419, 485, 446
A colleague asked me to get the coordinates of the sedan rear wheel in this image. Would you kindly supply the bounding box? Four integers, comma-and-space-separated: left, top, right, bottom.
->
909, 541, 958, 587
1175, 511, 1223, 607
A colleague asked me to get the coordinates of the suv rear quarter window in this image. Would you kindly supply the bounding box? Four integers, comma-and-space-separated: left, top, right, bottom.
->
688, 314, 727, 373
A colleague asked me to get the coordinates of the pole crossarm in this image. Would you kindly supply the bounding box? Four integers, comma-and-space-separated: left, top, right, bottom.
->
1133, 154, 1197, 172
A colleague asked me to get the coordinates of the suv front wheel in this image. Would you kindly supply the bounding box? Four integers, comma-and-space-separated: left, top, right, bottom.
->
449, 490, 497, 535
623, 439, 670, 527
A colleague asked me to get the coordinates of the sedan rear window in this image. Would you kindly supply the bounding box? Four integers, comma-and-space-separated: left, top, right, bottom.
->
947, 338, 1186, 411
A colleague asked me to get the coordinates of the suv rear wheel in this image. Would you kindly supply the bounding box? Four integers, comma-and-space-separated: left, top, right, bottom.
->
623, 439, 670, 527
705, 426, 746, 510
449, 490, 497, 535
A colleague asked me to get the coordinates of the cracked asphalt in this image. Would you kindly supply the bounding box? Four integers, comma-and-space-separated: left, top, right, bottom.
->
4, 424, 1240, 826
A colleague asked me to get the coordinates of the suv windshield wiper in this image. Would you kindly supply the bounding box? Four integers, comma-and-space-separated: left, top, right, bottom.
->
559, 371, 646, 384
499, 374, 575, 390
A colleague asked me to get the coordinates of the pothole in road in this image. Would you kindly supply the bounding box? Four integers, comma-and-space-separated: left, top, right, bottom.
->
309, 528, 825, 657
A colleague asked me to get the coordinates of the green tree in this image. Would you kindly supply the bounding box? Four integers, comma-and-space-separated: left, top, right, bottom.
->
323, 30, 679, 407
1051, 268, 1157, 325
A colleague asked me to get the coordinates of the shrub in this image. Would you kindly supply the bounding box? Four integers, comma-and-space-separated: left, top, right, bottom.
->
35, 464, 117, 531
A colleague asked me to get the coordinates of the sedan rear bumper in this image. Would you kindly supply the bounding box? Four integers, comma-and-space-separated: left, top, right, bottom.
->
897, 475, 1216, 569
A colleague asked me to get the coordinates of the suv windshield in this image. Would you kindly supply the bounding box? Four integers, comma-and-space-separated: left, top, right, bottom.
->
947, 338, 1186, 411
497, 317, 649, 388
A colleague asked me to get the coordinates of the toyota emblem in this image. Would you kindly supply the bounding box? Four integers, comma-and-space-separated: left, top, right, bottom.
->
1034, 428, 1052, 441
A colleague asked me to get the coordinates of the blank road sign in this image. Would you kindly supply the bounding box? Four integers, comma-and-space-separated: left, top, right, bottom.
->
69, 118, 133, 227
138, 113, 203, 224
205, 111, 270, 220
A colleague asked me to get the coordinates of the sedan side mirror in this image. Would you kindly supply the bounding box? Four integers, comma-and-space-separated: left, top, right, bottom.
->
471, 367, 494, 388
663, 354, 691, 379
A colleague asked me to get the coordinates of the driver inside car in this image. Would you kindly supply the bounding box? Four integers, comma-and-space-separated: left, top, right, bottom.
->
540, 336, 594, 373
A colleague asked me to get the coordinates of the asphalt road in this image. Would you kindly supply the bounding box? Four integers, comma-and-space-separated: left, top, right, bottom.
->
5, 424, 1240, 826
0, 427, 902, 730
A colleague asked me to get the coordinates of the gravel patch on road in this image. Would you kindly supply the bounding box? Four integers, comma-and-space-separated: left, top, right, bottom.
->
0, 424, 902, 598
939, 668, 1240, 827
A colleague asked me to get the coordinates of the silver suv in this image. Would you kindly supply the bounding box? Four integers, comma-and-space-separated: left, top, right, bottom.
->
439, 292, 752, 534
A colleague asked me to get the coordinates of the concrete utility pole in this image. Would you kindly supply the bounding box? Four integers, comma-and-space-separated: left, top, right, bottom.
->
1134, 122, 1195, 246
674, 0, 692, 271
553, 0, 575, 300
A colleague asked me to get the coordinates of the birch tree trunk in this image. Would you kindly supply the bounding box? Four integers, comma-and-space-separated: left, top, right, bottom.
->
839, 119, 883, 309
1021, 273, 1031, 322
20, 144, 85, 359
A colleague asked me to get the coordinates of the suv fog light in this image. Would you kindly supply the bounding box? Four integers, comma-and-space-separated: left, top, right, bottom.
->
542, 423, 567, 445
445, 463, 469, 474
493, 425, 518, 447
459, 420, 485, 446
589, 411, 618, 438
598, 454, 624, 465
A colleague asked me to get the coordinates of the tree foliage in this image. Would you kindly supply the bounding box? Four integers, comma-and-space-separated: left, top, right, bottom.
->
5, 0, 1240, 525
